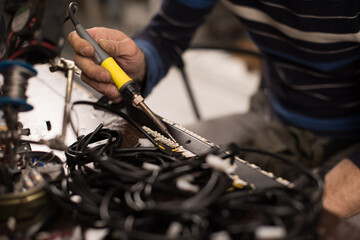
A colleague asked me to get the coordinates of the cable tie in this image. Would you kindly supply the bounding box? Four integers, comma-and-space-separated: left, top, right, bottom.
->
205, 154, 237, 174
176, 174, 199, 193
166, 221, 183, 239
255, 225, 286, 240
142, 162, 160, 171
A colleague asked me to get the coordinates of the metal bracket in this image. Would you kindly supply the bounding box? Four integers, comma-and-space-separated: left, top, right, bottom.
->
43, 58, 78, 149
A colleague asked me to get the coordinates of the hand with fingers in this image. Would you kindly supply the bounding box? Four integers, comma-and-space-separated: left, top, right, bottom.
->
67, 27, 146, 103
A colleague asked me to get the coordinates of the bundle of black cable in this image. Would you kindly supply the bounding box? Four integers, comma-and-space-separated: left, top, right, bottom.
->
47, 120, 321, 240
47, 123, 228, 238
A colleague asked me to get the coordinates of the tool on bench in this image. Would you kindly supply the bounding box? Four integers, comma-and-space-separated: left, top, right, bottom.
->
68, 2, 176, 142
49, 58, 76, 144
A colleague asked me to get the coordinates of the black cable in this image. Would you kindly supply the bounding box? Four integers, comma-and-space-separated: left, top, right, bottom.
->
49, 137, 323, 239
0, 162, 14, 193
209, 145, 322, 240
49, 126, 229, 235
237, 146, 323, 191
68, 2, 79, 26
70, 100, 158, 146
176, 57, 202, 120
47, 98, 323, 239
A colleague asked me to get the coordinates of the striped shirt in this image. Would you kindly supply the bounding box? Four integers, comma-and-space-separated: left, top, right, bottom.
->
134, 0, 360, 139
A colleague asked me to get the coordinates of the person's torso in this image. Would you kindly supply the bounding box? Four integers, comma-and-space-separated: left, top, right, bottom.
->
222, 0, 360, 136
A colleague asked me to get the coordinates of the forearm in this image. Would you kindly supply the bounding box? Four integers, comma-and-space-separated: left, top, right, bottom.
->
133, 0, 216, 96
323, 158, 360, 218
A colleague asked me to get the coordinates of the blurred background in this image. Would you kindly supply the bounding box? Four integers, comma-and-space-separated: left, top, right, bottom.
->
61, 0, 261, 126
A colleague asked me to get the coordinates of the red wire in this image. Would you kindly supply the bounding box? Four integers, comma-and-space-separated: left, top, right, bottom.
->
8, 40, 57, 60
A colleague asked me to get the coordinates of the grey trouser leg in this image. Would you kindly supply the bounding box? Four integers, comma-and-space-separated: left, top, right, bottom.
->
185, 91, 271, 146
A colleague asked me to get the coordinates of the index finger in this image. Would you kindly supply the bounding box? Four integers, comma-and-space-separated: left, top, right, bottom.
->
87, 27, 128, 42
68, 30, 95, 57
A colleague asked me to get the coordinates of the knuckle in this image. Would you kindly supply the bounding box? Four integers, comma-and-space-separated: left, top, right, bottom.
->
72, 54, 81, 66
80, 72, 89, 82
67, 31, 74, 43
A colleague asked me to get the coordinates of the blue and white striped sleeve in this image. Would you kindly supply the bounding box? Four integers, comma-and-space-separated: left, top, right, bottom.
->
133, 0, 217, 96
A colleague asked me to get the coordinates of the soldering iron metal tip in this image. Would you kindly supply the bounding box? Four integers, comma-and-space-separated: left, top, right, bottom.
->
136, 99, 177, 143
166, 131, 177, 143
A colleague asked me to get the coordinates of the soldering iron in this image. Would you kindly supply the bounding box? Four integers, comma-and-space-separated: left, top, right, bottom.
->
68, 2, 175, 142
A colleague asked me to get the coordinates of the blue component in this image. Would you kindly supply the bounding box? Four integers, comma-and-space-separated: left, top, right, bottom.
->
0, 96, 33, 111
270, 96, 360, 131
31, 158, 44, 167
257, 44, 360, 72
0, 60, 37, 75
176, 0, 216, 9
0, 60, 36, 111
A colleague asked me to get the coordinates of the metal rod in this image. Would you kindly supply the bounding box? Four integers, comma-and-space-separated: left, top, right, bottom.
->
61, 65, 74, 140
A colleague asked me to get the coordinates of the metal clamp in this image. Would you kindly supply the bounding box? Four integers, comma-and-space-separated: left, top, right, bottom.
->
46, 58, 77, 149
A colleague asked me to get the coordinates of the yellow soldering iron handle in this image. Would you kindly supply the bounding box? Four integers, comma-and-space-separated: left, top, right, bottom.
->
74, 23, 133, 90
101, 57, 132, 90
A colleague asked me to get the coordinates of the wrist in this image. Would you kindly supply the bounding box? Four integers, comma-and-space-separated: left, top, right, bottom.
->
323, 158, 360, 218
133, 39, 166, 97
136, 49, 147, 82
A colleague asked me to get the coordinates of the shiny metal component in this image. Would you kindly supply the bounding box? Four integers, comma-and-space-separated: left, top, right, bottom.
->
142, 126, 195, 158
0, 183, 50, 220
234, 156, 293, 188
133, 93, 176, 142
62, 62, 74, 139
161, 118, 216, 147
49, 58, 76, 146
0, 62, 36, 169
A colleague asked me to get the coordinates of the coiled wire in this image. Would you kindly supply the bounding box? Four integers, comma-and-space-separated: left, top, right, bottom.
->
46, 101, 322, 240
1, 64, 35, 102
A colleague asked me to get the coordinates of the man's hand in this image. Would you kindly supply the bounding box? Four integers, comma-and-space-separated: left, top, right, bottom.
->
68, 27, 146, 103
323, 158, 360, 218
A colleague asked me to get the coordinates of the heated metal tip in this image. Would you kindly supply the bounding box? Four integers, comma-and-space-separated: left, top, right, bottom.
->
136, 100, 177, 143
164, 130, 177, 143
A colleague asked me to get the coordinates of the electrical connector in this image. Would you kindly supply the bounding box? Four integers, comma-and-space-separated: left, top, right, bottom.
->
205, 154, 237, 174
